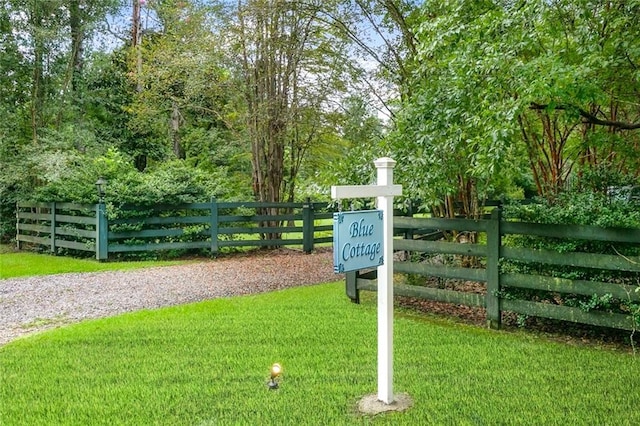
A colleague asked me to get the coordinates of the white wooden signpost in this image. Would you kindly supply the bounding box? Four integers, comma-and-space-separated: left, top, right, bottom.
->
331, 157, 402, 405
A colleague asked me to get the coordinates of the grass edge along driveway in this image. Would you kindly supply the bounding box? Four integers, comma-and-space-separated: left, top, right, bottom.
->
1, 282, 639, 425
0, 248, 186, 279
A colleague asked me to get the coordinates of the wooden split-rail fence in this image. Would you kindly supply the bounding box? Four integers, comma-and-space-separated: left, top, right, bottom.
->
16, 199, 333, 259
348, 209, 640, 332
15, 201, 640, 332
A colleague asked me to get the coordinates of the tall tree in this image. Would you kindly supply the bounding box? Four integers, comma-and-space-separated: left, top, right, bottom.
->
393, 0, 640, 216
314, 0, 420, 120
319, 95, 384, 188
234, 0, 350, 204
4, 0, 118, 143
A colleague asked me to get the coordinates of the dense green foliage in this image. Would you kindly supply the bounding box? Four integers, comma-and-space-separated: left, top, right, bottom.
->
504, 190, 640, 273
502, 191, 640, 324
506, 194, 640, 236
2, 0, 639, 242
392, 0, 640, 217
0, 0, 392, 242
2, 283, 639, 424
31, 149, 249, 206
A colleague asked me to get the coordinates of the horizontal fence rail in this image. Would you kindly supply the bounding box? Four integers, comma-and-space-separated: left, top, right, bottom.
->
16, 199, 333, 260
348, 209, 640, 332
16, 202, 98, 254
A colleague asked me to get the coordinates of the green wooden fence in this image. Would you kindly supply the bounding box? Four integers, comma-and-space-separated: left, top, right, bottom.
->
16, 199, 333, 260
17, 200, 640, 331
16, 202, 98, 254
347, 209, 640, 332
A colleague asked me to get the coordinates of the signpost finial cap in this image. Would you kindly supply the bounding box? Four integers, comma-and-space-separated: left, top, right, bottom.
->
374, 157, 396, 169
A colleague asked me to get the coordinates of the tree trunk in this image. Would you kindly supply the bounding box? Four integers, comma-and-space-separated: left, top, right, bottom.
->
170, 100, 185, 159
69, 0, 84, 93
29, 5, 45, 144
238, 1, 291, 241
519, 110, 577, 198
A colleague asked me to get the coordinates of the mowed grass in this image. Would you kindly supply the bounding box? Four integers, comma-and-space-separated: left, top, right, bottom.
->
1, 283, 639, 425
0, 245, 186, 279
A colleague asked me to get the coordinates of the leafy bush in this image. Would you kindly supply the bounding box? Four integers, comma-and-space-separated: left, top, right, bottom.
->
503, 191, 640, 258
502, 190, 640, 325
32, 149, 248, 206
8, 148, 251, 256
505, 191, 640, 228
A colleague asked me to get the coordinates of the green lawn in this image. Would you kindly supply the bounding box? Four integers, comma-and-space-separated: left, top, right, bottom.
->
1, 282, 638, 425
0, 246, 186, 279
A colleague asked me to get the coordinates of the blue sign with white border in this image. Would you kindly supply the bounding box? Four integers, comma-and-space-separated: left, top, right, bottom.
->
333, 210, 384, 273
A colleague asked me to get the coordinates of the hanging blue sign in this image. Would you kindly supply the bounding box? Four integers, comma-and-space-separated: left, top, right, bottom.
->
333, 210, 384, 273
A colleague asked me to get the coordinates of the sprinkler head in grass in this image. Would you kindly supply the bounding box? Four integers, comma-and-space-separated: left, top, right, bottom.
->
267, 363, 282, 390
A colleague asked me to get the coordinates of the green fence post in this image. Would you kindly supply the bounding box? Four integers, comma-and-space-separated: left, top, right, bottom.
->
345, 270, 360, 304
50, 202, 57, 254
486, 208, 502, 329
302, 197, 314, 253
210, 197, 219, 254
15, 202, 20, 251
96, 202, 108, 261
405, 199, 414, 240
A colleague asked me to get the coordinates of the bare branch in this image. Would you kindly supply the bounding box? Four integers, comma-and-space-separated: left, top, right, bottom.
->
530, 102, 640, 130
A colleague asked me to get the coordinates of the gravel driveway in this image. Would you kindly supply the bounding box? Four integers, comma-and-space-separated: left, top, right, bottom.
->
0, 249, 339, 346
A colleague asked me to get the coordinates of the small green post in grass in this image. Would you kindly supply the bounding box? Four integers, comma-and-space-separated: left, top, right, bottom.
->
15, 202, 19, 251
345, 270, 360, 303
96, 202, 108, 261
